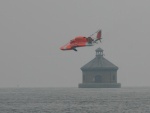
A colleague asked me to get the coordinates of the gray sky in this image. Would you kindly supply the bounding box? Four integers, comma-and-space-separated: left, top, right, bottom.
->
0, 0, 150, 87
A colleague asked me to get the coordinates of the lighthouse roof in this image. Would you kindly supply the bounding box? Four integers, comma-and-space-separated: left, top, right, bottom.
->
81, 48, 118, 71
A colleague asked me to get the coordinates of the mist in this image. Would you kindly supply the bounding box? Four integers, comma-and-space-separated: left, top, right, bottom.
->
0, 0, 150, 87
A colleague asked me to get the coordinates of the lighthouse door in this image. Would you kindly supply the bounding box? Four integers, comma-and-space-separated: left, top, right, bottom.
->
95, 75, 102, 83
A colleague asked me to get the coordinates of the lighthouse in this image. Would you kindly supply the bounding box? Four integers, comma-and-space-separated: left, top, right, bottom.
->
78, 47, 121, 88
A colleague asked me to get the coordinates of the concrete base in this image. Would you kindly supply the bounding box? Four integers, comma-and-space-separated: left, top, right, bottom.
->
78, 83, 121, 88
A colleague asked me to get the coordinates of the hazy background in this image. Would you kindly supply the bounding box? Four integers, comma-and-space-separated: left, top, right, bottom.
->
0, 0, 150, 87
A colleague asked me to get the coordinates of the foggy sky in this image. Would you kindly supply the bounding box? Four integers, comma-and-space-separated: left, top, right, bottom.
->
0, 0, 150, 87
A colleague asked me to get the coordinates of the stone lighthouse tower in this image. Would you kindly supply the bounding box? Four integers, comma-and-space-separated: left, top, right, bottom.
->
78, 47, 121, 88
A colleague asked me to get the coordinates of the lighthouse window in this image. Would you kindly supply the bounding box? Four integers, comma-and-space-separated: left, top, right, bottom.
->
113, 75, 115, 81
83, 75, 85, 82
95, 75, 102, 83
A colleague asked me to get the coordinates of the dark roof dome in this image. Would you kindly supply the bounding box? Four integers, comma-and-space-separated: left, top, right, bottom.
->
95, 47, 103, 52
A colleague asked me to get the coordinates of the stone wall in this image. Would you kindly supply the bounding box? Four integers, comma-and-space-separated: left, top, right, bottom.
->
82, 70, 117, 83
78, 83, 121, 88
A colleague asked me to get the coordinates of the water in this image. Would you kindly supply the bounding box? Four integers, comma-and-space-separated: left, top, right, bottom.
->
0, 87, 150, 113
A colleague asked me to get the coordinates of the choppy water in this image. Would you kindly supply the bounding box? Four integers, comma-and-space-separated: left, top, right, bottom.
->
0, 87, 150, 113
